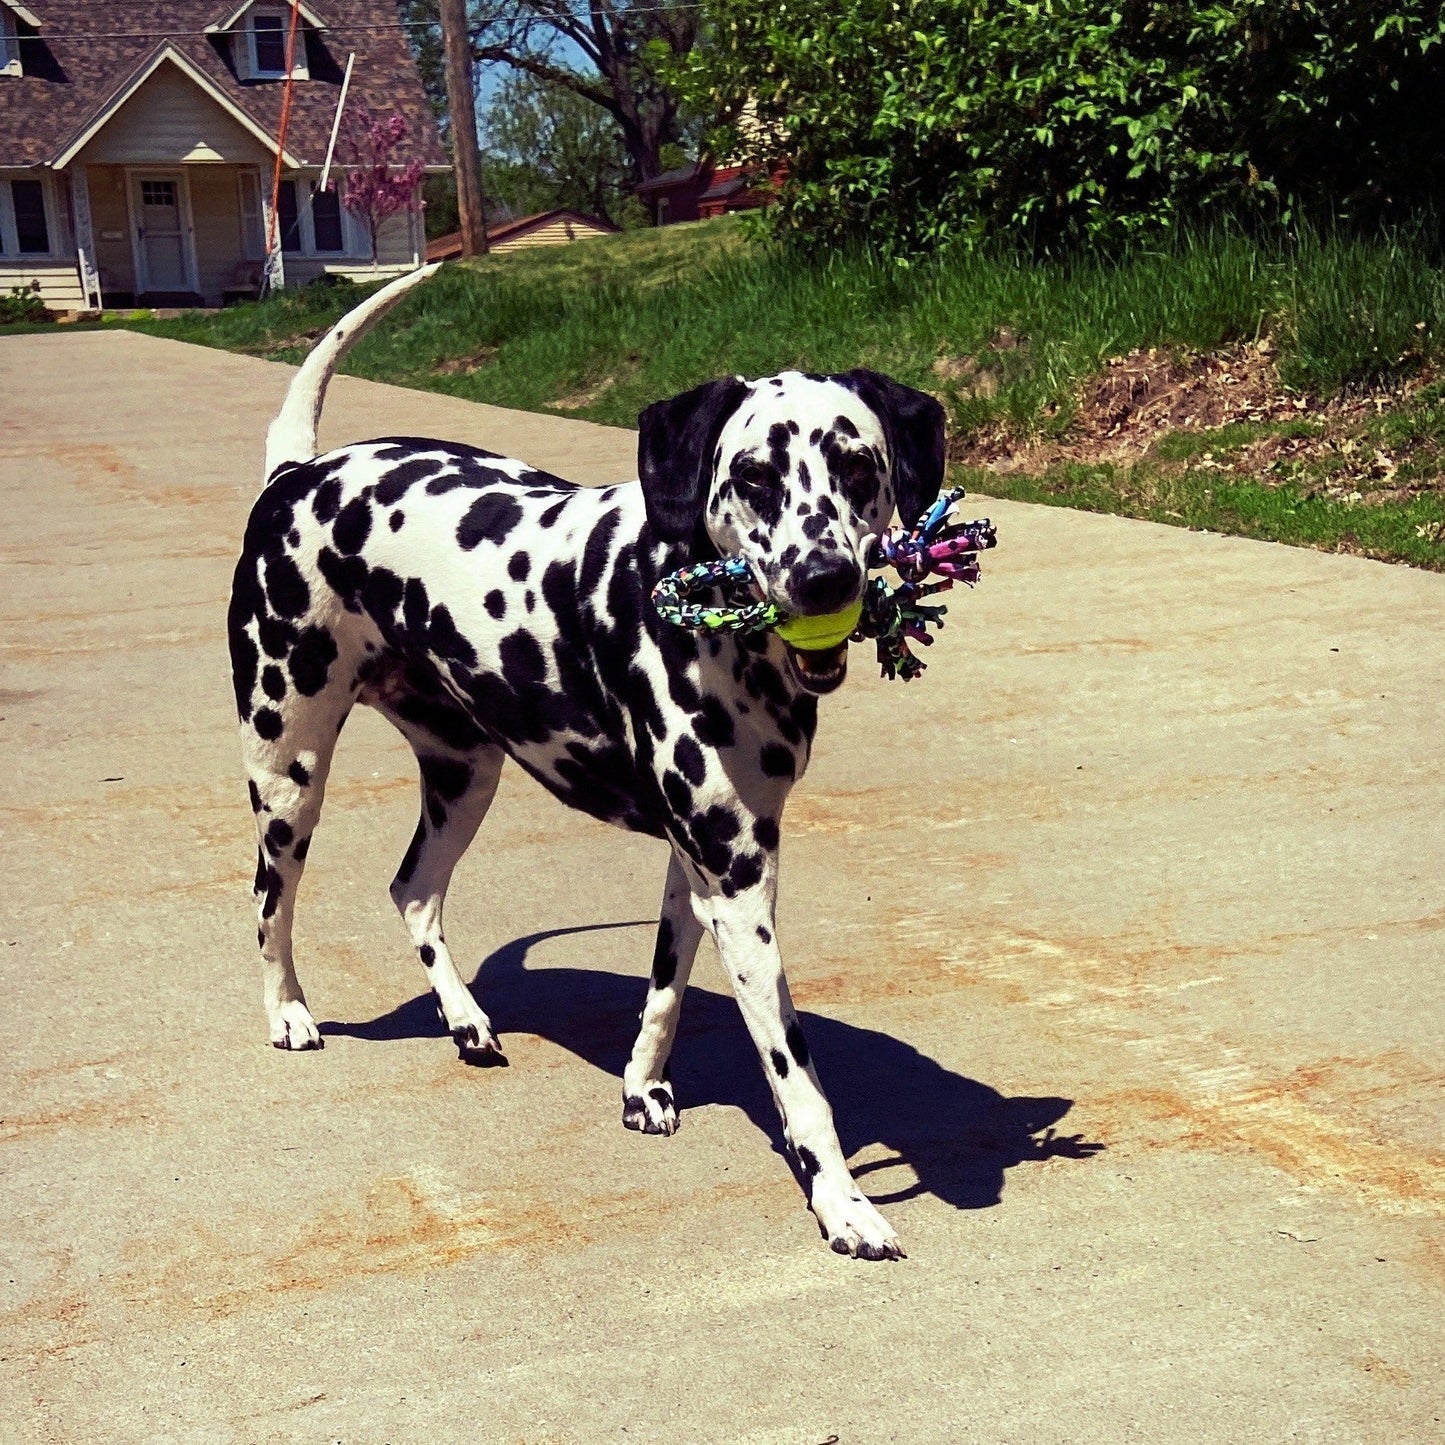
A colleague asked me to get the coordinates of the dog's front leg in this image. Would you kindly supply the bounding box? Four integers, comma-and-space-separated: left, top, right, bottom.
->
623, 853, 703, 1135
710, 881, 905, 1260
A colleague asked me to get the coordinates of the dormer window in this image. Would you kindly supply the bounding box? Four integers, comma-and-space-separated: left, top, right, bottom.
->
246, 7, 307, 80
208, 2, 325, 82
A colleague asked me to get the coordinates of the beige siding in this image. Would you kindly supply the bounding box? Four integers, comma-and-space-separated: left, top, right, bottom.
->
85, 164, 137, 297
492, 219, 613, 252
76, 62, 272, 167
283, 204, 418, 286
0, 260, 84, 311
189, 165, 247, 303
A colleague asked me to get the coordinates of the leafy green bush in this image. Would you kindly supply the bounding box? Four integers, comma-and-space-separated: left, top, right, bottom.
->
688, 0, 1445, 253
0, 284, 49, 325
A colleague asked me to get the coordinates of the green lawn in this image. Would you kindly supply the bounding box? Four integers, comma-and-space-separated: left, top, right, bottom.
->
71, 216, 1445, 569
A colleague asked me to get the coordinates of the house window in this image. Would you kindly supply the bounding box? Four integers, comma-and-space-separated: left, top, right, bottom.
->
0, 9, 20, 76
275, 179, 351, 257
0, 178, 52, 255
310, 186, 344, 253
277, 180, 302, 253
246, 8, 307, 81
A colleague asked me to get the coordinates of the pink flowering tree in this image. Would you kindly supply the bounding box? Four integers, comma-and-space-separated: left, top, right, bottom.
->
340, 107, 426, 266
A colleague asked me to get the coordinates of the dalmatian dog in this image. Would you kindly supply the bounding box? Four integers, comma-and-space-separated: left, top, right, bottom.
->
229, 265, 944, 1260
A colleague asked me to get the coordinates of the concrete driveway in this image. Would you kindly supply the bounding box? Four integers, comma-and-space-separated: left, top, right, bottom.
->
1, 330, 1441, 1444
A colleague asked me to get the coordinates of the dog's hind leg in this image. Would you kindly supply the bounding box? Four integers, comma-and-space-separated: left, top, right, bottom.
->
242, 683, 354, 1052
388, 741, 507, 1065
622, 853, 705, 1134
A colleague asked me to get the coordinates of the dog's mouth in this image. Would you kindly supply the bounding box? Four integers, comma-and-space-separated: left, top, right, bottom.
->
784, 641, 849, 694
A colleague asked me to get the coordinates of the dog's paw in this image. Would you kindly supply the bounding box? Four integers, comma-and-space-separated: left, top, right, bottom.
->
451, 1022, 507, 1067
622, 1083, 679, 1135
812, 1189, 905, 1261
270, 1000, 323, 1052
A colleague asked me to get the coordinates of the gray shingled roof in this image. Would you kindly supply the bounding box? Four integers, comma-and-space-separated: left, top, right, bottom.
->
0, 1, 445, 169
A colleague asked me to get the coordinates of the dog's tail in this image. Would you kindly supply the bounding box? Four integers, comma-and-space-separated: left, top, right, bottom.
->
263, 261, 442, 481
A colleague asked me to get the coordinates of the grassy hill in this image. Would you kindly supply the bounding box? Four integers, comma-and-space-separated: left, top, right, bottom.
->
119, 216, 1445, 567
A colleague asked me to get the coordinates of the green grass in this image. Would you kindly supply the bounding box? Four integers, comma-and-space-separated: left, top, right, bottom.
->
101, 216, 1445, 567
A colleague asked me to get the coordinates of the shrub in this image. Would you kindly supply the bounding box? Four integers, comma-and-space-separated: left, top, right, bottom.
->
689, 0, 1445, 254
0, 283, 49, 324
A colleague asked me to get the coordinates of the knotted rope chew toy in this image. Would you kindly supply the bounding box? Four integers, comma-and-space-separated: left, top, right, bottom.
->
650, 486, 996, 682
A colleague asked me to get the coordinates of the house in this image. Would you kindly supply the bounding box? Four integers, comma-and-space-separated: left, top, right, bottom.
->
425, 209, 620, 261
633, 159, 779, 228
0, 0, 445, 311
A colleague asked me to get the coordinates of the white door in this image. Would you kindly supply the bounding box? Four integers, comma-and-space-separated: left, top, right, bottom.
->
131, 174, 193, 293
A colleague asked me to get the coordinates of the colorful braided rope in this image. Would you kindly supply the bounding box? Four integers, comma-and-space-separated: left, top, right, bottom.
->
650, 486, 997, 682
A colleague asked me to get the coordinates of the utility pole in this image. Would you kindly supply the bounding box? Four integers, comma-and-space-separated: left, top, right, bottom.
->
440, 0, 488, 255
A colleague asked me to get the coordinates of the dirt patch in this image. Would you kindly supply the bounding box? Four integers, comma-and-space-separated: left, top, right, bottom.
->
435, 346, 497, 377
953, 341, 1440, 504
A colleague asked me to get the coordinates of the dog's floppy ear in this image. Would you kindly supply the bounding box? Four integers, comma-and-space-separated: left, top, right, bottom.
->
637, 377, 749, 544
837, 369, 946, 529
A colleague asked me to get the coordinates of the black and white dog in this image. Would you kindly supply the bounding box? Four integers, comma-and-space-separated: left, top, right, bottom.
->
229, 266, 945, 1260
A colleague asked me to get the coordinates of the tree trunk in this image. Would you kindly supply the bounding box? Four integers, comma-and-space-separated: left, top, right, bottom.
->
441, 0, 488, 256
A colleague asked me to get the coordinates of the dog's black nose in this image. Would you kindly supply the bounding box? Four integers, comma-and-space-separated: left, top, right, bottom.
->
792, 553, 859, 614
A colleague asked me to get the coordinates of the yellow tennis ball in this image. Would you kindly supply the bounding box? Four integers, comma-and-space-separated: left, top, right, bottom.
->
774, 601, 863, 652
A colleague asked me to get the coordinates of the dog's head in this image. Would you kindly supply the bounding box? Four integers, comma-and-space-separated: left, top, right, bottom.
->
638, 370, 945, 694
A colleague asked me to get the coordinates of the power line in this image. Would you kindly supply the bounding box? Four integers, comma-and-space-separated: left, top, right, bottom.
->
14, 6, 705, 39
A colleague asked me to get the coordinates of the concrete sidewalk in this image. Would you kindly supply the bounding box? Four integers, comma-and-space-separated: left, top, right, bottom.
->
1, 330, 1441, 1444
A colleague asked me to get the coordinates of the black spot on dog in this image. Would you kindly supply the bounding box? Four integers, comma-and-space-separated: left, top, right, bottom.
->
403, 576, 430, 639
289, 625, 339, 696
816, 494, 839, 521
498, 629, 547, 684
786, 1021, 810, 1068
419, 943, 435, 966
312, 476, 342, 523
539, 499, 569, 529
333, 496, 372, 555
753, 817, 780, 851
662, 770, 692, 819
254, 708, 283, 741
802, 513, 830, 540
770, 1047, 790, 1078
508, 551, 531, 582
524, 590, 535, 612
264, 553, 310, 618
394, 820, 425, 886
797, 1145, 821, 1177
756, 924, 772, 943
810, 428, 823, 446
375, 459, 440, 505
264, 817, 293, 855
261, 665, 287, 701
760, 743, 795, 779
484, 589, 506, 620
316, 546, 368, 612
389, 510, 405, 531
797, 460, 812, 493
458, 493, 524, 550
778, 543, 800, 569
651, 917, 676, 989
673, 734, 706, 786
693, 694, 735, 748
420, 755, 472, 801
429, 605, 478, 667
248, 780, 264, 812
362, 566, 404, 622
293, 835, 310, 861
833, 414, 859, 439
230, 627, 258, 720
727, 850, 763, 893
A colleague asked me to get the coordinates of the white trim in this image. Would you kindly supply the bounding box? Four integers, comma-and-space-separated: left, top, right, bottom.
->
51, 45, 303, 170
126, 168, 201, 296
0, 2, 41, 27
206, 0, 327, 34
277, 175, 361, 259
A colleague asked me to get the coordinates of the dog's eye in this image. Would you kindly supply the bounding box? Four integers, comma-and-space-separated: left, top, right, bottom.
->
733, 461, 776, 496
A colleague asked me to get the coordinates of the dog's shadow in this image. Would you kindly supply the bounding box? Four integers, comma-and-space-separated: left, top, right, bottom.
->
323, 920, 1103, 1210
